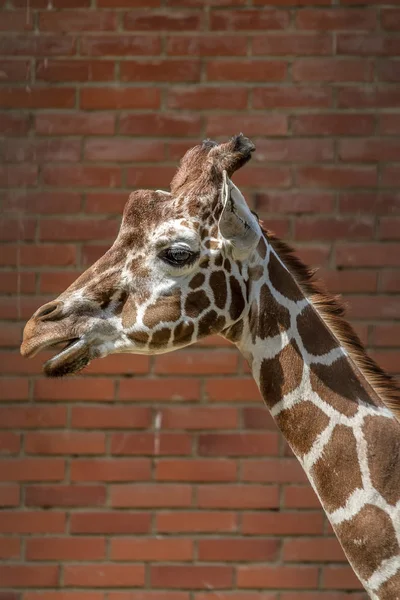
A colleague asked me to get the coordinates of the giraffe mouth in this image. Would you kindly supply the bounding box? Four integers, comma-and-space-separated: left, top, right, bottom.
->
43, 337, 91, 377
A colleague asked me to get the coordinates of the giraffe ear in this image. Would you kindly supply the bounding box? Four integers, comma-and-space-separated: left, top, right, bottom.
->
218, 170, 260, 259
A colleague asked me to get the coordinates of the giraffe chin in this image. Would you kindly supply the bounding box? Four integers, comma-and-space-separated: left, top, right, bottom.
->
43, 338, 91, 378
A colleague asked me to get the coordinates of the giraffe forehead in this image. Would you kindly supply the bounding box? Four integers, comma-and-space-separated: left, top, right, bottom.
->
151, 219, 201, 247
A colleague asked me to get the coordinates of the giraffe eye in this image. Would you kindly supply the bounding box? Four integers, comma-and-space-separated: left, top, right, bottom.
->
159, 246, 197, 267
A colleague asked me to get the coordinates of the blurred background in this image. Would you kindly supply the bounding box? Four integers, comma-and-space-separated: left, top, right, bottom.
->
1, 0, 399, 597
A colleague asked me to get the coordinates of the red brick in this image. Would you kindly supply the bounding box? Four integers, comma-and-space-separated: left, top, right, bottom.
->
206, 114, 287, 137
70, 511, 151, 534
25, 594, 104, 600
109, 594, 188, 600
1, 87, 75, 109
37, 59, 115, 82
0, 433, 20, 454
84, 139, 165, 162
36, 112, 114, 136
0, 458, 64, 482
85, 192, 127, 214
241, 512, 324, 535
348, 296, 400, 320
371, 324, 400, 347
382, 8, 400, 30
238, 566, 319, 589
256, 191, 334, 214
255, 139, 333, 162
0, 59, 31, 81
156, 459, 237, 482
156, 511, 237, 533
159, 407, 238, 430
0, 405, 67, 427
0, 34, 75, 55
168, 86, 248, 110
80, 88, 160, 110
253, 86, 331, 109
0, 511, 65, 533
126, 166, 177, 188
339, 138, 400, 162
0, 484, 20, 507
0, 323, 25, 347
370, 349, 400, 373
0, 377, 29, 401
167, 35, 247, 56
207, 60, 286, 82
25, 485, 106, 507
124, 10, 203, 31
320, 269, 378, 293
0, 272, 35, 295
197, 485, 279, 509
336, 243, 400, 267
155, 350, 238, 375
378, 60, 400, 83
81, 34, 161, 56
211, 9, 288, 30
293, 113, 374, 136
0, 112, 30, 135
0, 218, 35, 241
111, 483, 192, 508
379, 216, 400, 240
241, 407, 276, 430
284, 485, 321, 508
121, 59, 201, 82
40, 218, 118, 242
297, 165, 377, 188
110, 433, 191, 456
283, 538, 346, 562
198, 433, 279, 457
322, 567, 364, 590
119, 378, 200, 401
151, 565, 233, 589
381, 271, 400, 293
338, 86, 400, 109
71, 406, 151, 429
295, 217, 373, 241
339, 192, 400, 214
120, 113, 201, 137
233, 166, 292, 188
383, 165, 400, 187
198, 538, 279, 562
0, 164, 38, 186
205, 378, 259, 402
5, 139, 80, 163
252, 33, 332, 55
39, 10, 116, 31
64, 564, 145, 588
12, 0, 91, 5
296, 9, 376, 30
25, 431, 105, 455
294, 58, 372, 82
0, 537, 20, 559
242, 459, 307, 483
42, 165, 121, 188
111, 538, 193, 561
337, 34, 400, 56
0, 565, 59, 587
379, 114, 400, 135
0, 10, 33, 30
71, 458, 151, 482
39, 271, 82, 294
2, 191, 82, 214
26, 537, 106, 560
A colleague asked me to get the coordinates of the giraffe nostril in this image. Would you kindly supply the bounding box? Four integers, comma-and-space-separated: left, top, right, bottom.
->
35, 301, 63, 322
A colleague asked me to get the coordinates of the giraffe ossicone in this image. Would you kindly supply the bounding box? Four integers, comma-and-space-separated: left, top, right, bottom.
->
21, 135, 400, 599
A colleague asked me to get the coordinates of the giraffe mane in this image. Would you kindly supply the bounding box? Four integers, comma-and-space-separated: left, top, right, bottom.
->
263, 227, 400, 421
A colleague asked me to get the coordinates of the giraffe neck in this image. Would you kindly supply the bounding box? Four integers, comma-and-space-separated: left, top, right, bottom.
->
232, 235, 400, 599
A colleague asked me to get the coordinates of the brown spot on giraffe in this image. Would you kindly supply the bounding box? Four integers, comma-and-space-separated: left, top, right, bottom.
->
310, 358, 373, 417
149, 327, 172, 348
229, 275, 245, 321
248, 265, 263, 281
185, 290, 210, 318
268, 251, 304, 302
143, 291, 182, 329
214, 253, 223, 267
312, 425, 363, 513
257, 237, 267, 259
335, 504, 399, 581
254, 284, 291, 341
260, 340, 303, 410
198, 310, 226, 338
363, 415, 400, 506
377, 570, 400, 600
189, 273, 205, 290
173, 320, 194, 345
223, 319, 243, 343
297, 305, 339, 356
121, 296, 137, 329
210, 270, 227, 310
276, 400, 330, 457
223, 258, 231, 273
127, 330, 149, 346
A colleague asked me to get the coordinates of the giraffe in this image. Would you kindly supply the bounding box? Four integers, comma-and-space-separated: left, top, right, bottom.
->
21, 135, 400, 599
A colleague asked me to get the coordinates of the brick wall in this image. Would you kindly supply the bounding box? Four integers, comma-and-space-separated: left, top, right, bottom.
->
1, 0, 399, 597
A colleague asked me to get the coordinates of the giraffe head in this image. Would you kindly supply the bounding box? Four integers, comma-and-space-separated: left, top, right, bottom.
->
21, 135, 262, 377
